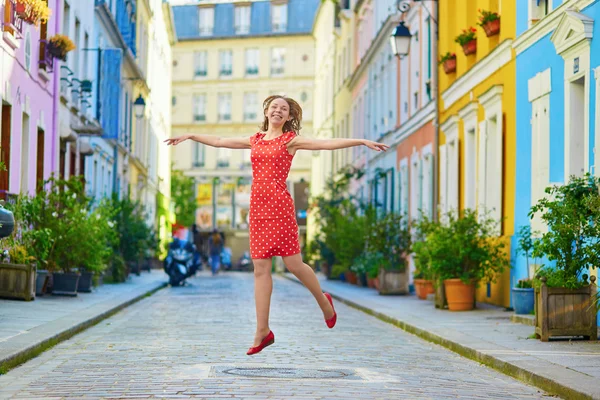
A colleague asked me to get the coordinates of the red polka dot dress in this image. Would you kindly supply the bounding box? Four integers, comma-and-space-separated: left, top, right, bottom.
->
249, 131, 301, 259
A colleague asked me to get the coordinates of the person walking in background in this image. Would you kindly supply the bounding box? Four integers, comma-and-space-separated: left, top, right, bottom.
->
165, 95, 388, 355
208, 229, 224, 275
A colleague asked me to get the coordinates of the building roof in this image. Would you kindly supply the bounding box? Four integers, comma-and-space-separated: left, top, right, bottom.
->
173, 0, 320, 40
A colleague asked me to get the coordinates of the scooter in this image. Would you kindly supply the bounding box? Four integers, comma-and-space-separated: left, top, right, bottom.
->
238, 251, 252, 271
164, 238, 201, 286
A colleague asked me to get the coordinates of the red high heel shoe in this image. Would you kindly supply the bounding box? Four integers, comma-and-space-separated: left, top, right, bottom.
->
324, 293, 337, 329
247, 330, 275, 356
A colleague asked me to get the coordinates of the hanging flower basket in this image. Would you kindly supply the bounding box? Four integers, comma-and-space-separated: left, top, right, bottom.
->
16, 0, 51, 27
478, 10, 501, 37
47, 34, 76, 61
439, 52, 457, 74
455, 27, 477, 56
462, 39, 477, 55
16, 2, 28, 18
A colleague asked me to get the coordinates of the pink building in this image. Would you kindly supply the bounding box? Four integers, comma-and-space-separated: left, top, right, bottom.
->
0, 0, 60, 197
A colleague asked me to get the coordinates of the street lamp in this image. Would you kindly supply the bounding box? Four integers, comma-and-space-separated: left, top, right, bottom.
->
133, 94, 146, 119
390, 21, 412, 58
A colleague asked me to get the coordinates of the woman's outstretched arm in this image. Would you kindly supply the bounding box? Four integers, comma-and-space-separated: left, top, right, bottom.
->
289, 137, 389, 152
164, 134, 251, 149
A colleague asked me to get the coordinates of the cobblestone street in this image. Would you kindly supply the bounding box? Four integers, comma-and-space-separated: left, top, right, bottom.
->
0, 273, 555, 399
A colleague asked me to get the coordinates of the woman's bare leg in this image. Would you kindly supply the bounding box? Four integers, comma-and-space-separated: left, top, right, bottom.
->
282, 253, 334, 320
252, 258, 273, 347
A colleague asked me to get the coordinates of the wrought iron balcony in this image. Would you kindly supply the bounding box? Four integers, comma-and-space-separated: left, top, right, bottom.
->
38, 39, 54, 73
3, 0, 23, 37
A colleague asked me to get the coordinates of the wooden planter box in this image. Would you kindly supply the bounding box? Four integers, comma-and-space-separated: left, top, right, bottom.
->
0, 263, 36, 301
535, 276, 597, 341
378, 268, 409, 295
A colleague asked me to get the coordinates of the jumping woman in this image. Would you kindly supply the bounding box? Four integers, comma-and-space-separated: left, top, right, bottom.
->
165, 95, 389, 355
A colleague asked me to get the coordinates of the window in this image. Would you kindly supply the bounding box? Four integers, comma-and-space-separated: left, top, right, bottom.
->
398, 163, 409, 216
271, 3, 288, 33
3, 0, 23, 38
440, 117, 459, 214
245, 48, 259, 76
193, 143, 205, 167
24, 32, 31, 70
235, 6, 250, 35
193, 51, 207, 77
218, 93, 232, 121
199, 7, 214, 36
219, 50, 232, 77
193, 94, 206, 122
530, 0, 550, 26
459, 102, 478, 210
244, 92, 258, 121
421, 151, 433, 218
271, 48, 285, 76
217, 147, 232, 168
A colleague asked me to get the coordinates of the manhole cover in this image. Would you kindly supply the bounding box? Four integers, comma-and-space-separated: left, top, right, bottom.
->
222, 367, 352, 379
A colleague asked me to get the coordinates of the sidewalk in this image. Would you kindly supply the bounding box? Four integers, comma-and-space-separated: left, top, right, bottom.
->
283, 273, 600, 400
0, 270, 166, 373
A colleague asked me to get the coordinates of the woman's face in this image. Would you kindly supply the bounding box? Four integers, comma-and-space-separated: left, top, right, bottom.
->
266, 98, 290, 128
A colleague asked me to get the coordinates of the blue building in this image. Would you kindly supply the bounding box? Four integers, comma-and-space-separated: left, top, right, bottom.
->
513, 0, 599, 291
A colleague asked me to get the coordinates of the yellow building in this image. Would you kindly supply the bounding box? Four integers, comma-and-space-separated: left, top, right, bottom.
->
438, 0, 516, 307
170, 1, 318, 255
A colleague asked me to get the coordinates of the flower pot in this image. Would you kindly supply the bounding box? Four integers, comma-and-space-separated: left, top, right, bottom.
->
512, 287, 534, 315
52, 272, 80, 296
35, 270, 49, 296
462, 39, 477, 56
0, 263, 35, 301
443, 58, 456, 74
367, 276, 376, 288
483, 18, 500, 37
358, 272, 368, 287
534, 276, 597, 341
374, 277, 380, 290
16, 2, 28, 19
77, 271, 93, 293
346, 271, 358, 285
414, 279, 435, 300
378, 268, 409, 295
443, 279, 475, 311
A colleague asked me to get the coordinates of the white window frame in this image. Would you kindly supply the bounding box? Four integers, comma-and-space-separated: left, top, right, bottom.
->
245, 48, 259, 76
235, 5, 251, 35
244, 92, 258, 121
440, 116, 459, 214
199, 7, 215, 37
398, 158, 409, 217
192, 94, 206, 122
594, 65, 600, 178
219, 50, 233, 77
218, 93, 232, 122
271, 48, 285, 77
458, 102, 478, 211
528, 0, 552, 28
216, 147, 232, 168
271, 3, 288, 33
479, 85, 504, 232
410, 150, 420, 221
193, 51, 208, 78
529, 69, 551, 234
421, 144, 434, 219
193, 143, 205, 167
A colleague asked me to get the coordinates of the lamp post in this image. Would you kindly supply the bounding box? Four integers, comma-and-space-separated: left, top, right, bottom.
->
390, 21, 412, 59
134, 94, 146, 119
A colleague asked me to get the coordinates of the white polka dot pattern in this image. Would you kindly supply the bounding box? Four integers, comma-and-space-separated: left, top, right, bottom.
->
249, 131, 301, 260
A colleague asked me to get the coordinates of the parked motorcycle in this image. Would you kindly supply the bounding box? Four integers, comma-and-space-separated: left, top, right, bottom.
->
237, 251, 253, 271
164, 238, 201, 286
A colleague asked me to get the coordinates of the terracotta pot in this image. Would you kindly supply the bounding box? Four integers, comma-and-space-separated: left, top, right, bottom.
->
483, 18, 500, 37
444, 279, 475, 311
367, 277, 375, 288
374, 277, 380, 290
443, 58, 456, 74
16, 2, 28, 18
414, 279, 435, 300
346, 271, 358, 285
462, 39, 477, 56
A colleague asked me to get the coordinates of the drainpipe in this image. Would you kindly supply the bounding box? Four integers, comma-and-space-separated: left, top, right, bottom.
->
432, 1, 439, 223
51, 0, 62, 173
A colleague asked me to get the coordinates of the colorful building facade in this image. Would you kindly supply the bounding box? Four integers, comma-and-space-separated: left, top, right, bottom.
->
438, 0, 517, 307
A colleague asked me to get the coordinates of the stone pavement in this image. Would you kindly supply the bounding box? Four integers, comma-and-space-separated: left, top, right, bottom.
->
0, 272, 553, 399
284, 273, 600, 400
0, 270, 166, 373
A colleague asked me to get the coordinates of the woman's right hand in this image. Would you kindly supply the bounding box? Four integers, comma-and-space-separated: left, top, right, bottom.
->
164, 135, 191, 146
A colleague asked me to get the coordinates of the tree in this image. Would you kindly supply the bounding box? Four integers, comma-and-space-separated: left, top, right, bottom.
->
171, 169, 196, 227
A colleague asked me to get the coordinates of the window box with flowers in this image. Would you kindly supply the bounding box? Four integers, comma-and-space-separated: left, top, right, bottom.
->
47, 34, 75, 61
439, 52, 456, 74
16, 0, 51, 27
455, 27, 477, 56
478, 9, 500, 37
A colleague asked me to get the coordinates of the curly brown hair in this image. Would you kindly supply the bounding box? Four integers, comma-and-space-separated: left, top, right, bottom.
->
260, 95, 303, 134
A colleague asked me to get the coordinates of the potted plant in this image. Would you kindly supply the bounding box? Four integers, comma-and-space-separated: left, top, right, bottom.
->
439, 52, 457, 74
367, 212, 411, 295
529, 174, 600, 341
455, 27, 477, 56
47, 34, 76, 61
512, 225, 537, 315
16, 0, 51, 27
478, 9, 501, 37
428, 210, 509, 311
411, 214, 438, 300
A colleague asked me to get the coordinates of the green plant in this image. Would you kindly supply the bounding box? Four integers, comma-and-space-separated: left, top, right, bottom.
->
455, 27, 477, 46
427, 209, 509, 285
529, 173, 600, 289
438, 51, 456, 65
171, 169, 196, 228
515, 278, 533, 289
477, 9, 500, 26
411, 212, 439, 280
366, 211, 410, 272
351, 252, 383, 279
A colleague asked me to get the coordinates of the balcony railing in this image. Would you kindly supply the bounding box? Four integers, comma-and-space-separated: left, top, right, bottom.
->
194, 114, 206, 122
218, 113, 231, 122
194, 69, 207, 77
246, 67, 258, 76
38, 39, 54, 73
3, 0, 23, 37
219, 69, 232, 76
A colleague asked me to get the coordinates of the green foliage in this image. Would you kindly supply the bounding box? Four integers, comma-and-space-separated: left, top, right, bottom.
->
529, 173, 600, 289
421, 209, 509, 285
411, 212, 439, 280
171, 169, 196, 227
515, 278, 533, 289
366, 210, 410, 272
353, 252, 384, 279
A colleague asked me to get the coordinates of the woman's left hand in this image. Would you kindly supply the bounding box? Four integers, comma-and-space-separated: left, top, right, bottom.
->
363, 140, 390, 152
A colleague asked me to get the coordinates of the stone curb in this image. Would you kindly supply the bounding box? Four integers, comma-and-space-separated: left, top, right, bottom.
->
0, 282, 167, 375
280, 274, 592, 400
510, 314, 536, 326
